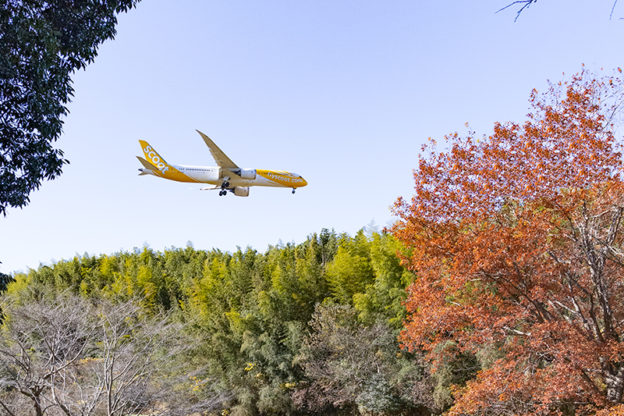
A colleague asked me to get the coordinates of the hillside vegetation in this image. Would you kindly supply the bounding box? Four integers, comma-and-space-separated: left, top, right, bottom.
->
1, 230, 451, 415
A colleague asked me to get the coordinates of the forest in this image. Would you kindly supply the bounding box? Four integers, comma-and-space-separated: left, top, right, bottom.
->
1, 230, 438, 415
3, 70, 624, 415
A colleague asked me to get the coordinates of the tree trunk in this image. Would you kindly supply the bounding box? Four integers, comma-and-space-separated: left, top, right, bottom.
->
606, 366, 624, 403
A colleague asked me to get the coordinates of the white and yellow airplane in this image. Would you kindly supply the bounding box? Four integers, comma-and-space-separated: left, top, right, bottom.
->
136, 130, 307, 197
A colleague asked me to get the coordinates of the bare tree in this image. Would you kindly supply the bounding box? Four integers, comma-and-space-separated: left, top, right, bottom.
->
0, 295, 96, 416
0, 294, 228, 416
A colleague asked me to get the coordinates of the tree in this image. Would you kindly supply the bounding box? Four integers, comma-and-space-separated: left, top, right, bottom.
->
0, 294, 226, 415
0, 270, 11, 293
393, 69, 624, 414
293, 303, 433, 415
325, 230, 374, 305
0, 294, 96, 416
0, 0, 140, 216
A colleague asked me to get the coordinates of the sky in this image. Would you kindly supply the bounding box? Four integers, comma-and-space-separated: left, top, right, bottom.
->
2, 0, 624, 274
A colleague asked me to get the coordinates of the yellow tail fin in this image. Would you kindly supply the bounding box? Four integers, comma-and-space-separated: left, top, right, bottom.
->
139, 140, 170, 174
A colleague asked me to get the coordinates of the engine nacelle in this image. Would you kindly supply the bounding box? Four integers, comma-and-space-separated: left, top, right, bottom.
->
238, 169, 256, 180
233, 186, 250, 197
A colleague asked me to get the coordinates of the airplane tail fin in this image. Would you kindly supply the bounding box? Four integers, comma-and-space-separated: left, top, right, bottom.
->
138, 140, 171, 174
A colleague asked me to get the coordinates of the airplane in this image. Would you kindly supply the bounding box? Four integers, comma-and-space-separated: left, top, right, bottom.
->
136, 130, 308, 197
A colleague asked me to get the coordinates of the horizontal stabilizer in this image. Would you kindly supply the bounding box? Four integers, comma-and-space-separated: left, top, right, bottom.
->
137, 156, 156, 171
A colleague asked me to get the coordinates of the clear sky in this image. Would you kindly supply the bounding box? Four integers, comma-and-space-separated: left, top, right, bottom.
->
2, 0, 624, 274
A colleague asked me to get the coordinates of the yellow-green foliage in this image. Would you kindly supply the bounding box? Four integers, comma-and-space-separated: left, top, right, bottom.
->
3, 229, 419, 415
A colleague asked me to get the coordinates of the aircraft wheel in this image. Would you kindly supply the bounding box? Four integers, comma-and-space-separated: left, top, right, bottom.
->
292, 188, 296, 194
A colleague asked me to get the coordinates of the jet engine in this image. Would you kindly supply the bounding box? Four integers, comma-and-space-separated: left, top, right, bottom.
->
237, 169, 256, 180
233, 186, 250, 197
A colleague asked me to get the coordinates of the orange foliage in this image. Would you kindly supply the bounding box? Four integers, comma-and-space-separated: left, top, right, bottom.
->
596, 404, 624, 416
393, 70, 624, 415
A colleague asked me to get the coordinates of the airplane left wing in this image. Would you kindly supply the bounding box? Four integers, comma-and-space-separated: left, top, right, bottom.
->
196, 130, 239, 169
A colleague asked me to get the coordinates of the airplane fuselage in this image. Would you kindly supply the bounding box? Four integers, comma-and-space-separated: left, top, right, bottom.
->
140, 163, 308, 189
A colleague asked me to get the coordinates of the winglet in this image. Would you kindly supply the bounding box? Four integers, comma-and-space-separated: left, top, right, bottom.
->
196, 130, 239, 169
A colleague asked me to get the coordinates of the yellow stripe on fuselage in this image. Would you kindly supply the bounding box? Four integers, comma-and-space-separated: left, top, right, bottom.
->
139, 140, 198, 183
256, 170, 308, 188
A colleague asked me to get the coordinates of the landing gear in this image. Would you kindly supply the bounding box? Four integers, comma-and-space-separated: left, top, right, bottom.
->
221, 176, 231, 190
219, 177, 230, 196
292, 188, 296, 194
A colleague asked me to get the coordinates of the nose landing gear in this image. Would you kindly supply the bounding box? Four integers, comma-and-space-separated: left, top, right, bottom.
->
292, 188, 296, 194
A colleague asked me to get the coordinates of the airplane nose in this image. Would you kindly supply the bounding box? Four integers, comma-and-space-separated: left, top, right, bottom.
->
300, 176, 308, 187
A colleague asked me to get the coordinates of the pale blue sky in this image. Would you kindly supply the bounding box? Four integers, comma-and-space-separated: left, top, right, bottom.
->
2, 0, 624, 274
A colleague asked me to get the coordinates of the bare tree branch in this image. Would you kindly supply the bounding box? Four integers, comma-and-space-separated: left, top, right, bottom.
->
497, 0, 538, 21
500, 0, 621, 21
611, 0, 620, 19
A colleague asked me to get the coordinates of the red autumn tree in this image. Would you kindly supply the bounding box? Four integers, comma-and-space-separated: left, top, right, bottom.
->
393, 69, 624, 415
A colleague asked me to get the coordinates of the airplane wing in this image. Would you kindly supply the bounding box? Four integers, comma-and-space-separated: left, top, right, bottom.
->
196, 130, 239, 169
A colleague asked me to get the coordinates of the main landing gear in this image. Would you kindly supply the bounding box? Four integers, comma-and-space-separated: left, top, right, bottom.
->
219, 178, 230, 196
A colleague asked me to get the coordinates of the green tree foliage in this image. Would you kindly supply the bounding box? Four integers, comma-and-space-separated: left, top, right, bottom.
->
0, 271, 11, 293
4, 230, 422, 415
325, 230, 374, 305
0, 0, 140, 215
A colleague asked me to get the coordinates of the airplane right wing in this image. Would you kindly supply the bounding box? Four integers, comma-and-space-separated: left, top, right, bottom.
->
196, 130, 239, 169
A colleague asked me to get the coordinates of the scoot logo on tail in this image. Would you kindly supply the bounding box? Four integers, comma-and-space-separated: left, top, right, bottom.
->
143, 145, 169, 174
